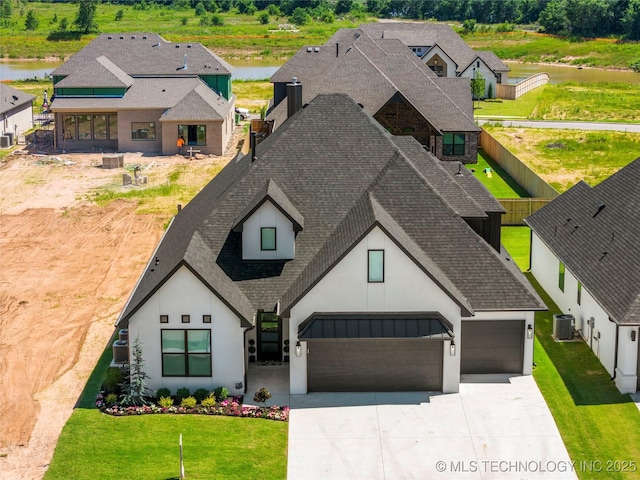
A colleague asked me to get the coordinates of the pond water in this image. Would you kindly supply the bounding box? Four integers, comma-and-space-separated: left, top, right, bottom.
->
505, 61, 640, 85
0, 60, 282, 82
3, 59, 639, 84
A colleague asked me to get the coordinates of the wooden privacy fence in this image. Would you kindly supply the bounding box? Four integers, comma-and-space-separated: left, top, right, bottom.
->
496, 73, 549, 100
499, 198, 553, 225
480, 129, 559, 225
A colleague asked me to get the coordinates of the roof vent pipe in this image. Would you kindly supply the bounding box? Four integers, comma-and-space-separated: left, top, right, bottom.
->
336, 42, 339, 57
286, 77, 302, 119
250, 131, 257, 162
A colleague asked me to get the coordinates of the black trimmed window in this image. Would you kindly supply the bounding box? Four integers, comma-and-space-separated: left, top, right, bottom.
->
368, 249, 384, 283
577, 282, 582, 305
182, 314, 190, 323
443, 133, 465, 155
559, 262, 565, 292
261, 227, 276, 251
203, 314, 211, 324
160, 314, 169, 324
161, 329, 211, 377
131, 122, 156, 140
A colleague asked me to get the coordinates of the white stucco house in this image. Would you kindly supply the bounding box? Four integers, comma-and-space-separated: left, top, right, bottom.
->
1, 83, 35, 145
116, 93, 544, 397
526, 158, 640, 394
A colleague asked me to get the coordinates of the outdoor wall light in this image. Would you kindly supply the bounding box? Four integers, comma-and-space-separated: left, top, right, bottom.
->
235, 382, 243, 390
527, 324, 534, 340
449, 340, 456, 356
632, 330, 637, 342
295, 341, 302, 357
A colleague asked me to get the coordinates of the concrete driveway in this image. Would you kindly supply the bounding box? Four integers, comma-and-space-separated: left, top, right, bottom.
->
288, 375, 577, 479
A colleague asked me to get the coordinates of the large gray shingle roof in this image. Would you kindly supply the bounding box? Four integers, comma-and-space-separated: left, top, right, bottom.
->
51, 77, 233, 119
52, 33, 233, 77
0, 84, 35, 114
118, 94, 543, 327
268, 29, 478, 133
54, 56, 134, 88
526, 158, 640, 325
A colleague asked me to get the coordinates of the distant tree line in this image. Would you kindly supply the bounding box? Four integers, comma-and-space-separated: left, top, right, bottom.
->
3, 0, 639, 40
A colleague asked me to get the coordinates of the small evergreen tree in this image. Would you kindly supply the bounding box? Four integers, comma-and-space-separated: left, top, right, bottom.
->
119, 337, 152, 406
74, 0, 98, 34
25, 9, 38, 30
115, 9, 124, 21
59, 17, 68, 31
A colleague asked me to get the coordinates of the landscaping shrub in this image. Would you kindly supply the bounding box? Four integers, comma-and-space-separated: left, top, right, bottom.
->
158, 396, 174, 408
180, 396, 197, 409
175, 387, 191, 403
213, 386, 229, 401
201, 395, 216, 408
193, 388, 209, 403
105, 393, 118, 405
253, 387, 271, 404
156, 387, 171, 400
103, 367, 122, 394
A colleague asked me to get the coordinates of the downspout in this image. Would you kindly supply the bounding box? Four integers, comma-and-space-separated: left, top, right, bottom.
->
528, 228, 533, 272
610, 317, 619, 381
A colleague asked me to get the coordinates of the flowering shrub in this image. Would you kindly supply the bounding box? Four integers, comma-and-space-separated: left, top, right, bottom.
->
96, 392, 289, 422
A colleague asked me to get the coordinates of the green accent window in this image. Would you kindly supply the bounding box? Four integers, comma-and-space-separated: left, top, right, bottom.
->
368, 249, 384, 283
131, 122, 156, 140
443, 133, 465, 155
559, 262, 566, 292
162, 329, 211, 377
577, 282, 582, 305
261, 227, 276, 251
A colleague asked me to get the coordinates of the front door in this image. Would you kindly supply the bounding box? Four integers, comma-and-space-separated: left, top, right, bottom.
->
258, 312, 281, 362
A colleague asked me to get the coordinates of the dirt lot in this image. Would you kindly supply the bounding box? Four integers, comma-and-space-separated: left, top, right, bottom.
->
0, 133, 243, 479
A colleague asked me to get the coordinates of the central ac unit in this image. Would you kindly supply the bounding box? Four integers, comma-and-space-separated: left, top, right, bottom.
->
112, 339, 129, 364
553, 314, 575, 340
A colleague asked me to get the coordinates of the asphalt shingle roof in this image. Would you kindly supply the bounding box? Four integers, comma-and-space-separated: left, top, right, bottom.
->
52, 33, 233, 77
51, 77, 233, 119
526, 158, 640, 324
268, 29, 478, 134
54, 56, 134, 88
118, 94, 544, 327
0, 84, 35, 114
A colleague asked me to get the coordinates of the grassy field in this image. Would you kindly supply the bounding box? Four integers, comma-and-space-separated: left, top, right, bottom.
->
0, 2, 366, 60
45, 345, 288, 480
465, 30, 640, 70
527, 274, 640, 480
482, 125, 640, 191
477, 82, 640, 123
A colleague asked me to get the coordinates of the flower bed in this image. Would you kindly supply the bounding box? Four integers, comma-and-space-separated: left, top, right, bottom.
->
95, 393, 289, 422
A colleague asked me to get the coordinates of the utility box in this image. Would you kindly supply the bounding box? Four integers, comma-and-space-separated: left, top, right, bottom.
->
553, 314, 575, 340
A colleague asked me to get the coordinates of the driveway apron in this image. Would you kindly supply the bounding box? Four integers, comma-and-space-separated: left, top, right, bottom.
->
287, 375, 576, 479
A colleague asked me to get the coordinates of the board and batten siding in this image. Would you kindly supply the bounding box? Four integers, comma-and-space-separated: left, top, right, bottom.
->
127, 265, 246, 394
530, 232, 639, 392
288, 226, 462, 394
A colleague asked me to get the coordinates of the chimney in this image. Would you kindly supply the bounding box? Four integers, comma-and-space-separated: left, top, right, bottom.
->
286, 77, 302, 119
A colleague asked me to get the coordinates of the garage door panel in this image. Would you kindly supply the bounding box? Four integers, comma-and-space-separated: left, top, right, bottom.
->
308, 339, 442, 391
461, 320, 524, 374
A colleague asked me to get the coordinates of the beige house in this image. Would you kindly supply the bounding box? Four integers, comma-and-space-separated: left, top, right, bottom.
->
50, 34, 235, 156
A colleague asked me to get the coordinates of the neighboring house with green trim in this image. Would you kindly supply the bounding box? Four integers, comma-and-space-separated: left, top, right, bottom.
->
50, 33, 235, 156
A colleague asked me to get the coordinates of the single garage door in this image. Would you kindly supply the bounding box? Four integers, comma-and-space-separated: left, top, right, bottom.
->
307, 339, 442, 391
461, 320, 524, 374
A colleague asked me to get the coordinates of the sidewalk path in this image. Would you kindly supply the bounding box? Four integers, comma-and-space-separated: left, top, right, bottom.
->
478, 119, 640, 133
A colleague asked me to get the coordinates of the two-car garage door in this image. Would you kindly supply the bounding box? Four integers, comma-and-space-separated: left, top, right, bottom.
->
307, 339, 443, 392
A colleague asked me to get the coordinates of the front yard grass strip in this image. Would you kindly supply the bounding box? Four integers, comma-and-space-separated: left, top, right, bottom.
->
45, 411, 288, 480
528, 273, 640, 480
46, 345, 288, 480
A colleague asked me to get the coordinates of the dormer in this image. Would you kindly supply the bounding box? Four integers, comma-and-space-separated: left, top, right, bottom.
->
232, 179, 303, 260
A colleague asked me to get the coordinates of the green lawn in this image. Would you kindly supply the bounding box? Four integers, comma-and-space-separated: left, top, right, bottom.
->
470, 150, 530, 198
476, 82, 640, 123
528, 274, 640, 480
501, 226, 530, 271
45, 346, 288, 480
